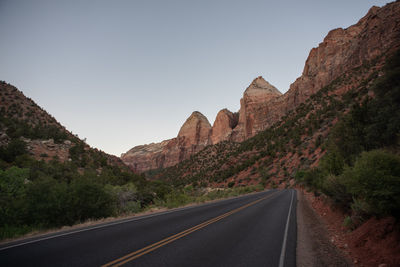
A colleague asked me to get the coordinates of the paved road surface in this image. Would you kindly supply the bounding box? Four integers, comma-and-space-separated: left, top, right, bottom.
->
0, 189, 297, 267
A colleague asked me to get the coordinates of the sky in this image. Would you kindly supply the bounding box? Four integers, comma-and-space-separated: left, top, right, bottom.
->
0, 0, 391, 156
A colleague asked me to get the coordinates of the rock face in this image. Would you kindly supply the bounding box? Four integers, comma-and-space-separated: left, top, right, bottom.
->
232, 76, 282, 141
210, 109, 239, 144
120, 140, 173, 173
285, 3, 400, 111
177, 111, 211, 149
122, 2, 400, 173
122, 111, 212, 172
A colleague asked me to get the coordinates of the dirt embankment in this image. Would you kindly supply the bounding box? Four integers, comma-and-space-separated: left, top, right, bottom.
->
297, 190, 350, 266
297, 188, 400, 267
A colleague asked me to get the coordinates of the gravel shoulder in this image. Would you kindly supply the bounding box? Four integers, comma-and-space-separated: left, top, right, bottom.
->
296, 190, 352, 267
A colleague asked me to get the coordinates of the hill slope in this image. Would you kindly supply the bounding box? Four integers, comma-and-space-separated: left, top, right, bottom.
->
0, 82, 170, 239
0, 81, 126, 168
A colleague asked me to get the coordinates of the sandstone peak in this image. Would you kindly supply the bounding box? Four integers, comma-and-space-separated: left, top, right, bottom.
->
178, 111, 211, 143
219, 108, 233, 116
178, 111, 211, 135
188, 111, 209, 122
245, 76, 282, 96
210, 108, 239, 144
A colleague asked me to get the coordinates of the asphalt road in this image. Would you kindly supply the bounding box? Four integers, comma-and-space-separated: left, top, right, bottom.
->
0, 189, 297, 267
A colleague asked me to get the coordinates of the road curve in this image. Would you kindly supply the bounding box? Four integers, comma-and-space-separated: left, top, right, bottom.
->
0, 189, 297, 267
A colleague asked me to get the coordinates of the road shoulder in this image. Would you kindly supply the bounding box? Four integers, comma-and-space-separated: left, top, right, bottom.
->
296, 190, 351, 267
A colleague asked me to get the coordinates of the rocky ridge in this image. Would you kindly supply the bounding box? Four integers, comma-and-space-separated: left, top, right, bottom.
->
122, 2, 400, 173
0, 81, 127, 169
122, 111, 213, 172
121, 76, 282, 172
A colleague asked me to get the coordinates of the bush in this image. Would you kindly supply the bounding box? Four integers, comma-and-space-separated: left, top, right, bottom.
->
343, 216, 354, 230
0, 139, 27, 163
25, 176, 71, 227
350, 198, 373, 219
321, 174, 351, 209
0, 167, 29, 227
295, 168, 324, 190
69, 178, 116, 222
319, 146, 345, 176
163, 192, 191, 209
342, 150, 400, 217
106, 183, 140, 214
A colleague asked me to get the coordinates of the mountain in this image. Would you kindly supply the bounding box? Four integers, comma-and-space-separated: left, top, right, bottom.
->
122, 1, 400, 173
121, 111, 213, 172
121, 76, 282, 172
155, 1, 400, 188
0, 81, 128, 170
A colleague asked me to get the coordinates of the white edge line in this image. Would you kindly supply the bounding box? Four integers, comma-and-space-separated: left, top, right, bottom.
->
278, 189, 295, 267
0, 190, 270, 251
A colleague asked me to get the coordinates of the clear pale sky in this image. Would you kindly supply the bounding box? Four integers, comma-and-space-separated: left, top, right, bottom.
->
0, 0, 390, 156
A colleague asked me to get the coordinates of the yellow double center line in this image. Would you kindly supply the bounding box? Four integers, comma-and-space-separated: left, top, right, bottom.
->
102, 192, 278, 267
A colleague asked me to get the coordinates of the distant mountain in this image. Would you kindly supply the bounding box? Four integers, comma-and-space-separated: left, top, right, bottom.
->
122, 1, 400, 173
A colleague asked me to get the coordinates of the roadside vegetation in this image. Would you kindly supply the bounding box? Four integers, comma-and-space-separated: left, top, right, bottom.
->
295, 50, 400, 224
0, 133, 262, 240
0, 156, 263, 240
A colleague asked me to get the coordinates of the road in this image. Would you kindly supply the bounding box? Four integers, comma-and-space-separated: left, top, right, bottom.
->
0, 189, 297, 267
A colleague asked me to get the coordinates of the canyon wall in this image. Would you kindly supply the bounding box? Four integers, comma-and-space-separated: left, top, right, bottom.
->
122, 2, 400, 172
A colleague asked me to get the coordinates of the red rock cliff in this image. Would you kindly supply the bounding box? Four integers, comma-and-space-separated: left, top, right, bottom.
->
121, 111, 212, 172
122, 2, 400, 173
285, 3, 400, 110
232, 76, 282, 141
210, 109, 239, 144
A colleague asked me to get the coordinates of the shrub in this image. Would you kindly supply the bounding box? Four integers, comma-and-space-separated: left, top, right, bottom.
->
25, 176, 71, 227
343, 216, 354, 229
0, 139, 27, 163
350, 198, 373, 219
295, 168, 324, 190
69, 178, 115, 222
342, 150, 400, 217
321, 174, 351, 209
319, 145, 344, 176
163, 192, 191, 209
0, 167, 29, 227
106, 183, 139, 214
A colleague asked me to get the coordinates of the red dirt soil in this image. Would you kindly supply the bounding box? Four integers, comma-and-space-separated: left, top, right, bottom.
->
299, 187, 400, 267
